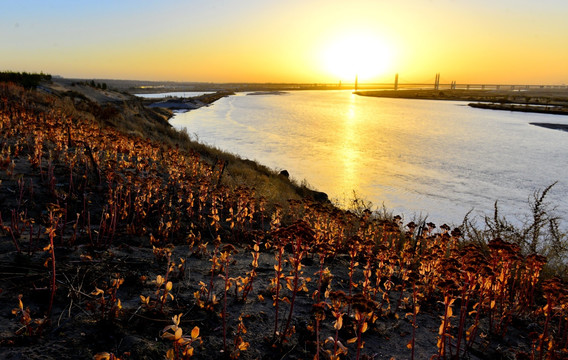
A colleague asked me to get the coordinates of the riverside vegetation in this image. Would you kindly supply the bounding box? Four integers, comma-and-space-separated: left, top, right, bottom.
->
0, 75, 567, 359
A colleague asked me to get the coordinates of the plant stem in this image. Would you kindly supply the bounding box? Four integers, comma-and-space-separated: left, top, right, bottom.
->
47, 214, 59, 319
273, 245, 284, 338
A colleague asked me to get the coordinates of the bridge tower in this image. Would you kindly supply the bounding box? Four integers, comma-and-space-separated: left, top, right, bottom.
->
394, 73, 399, 91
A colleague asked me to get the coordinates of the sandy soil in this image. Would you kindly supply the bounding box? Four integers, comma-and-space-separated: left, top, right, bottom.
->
0, 238, 532, 360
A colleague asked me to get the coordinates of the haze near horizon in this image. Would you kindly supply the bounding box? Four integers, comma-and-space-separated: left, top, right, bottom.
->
2, 0, 567, 85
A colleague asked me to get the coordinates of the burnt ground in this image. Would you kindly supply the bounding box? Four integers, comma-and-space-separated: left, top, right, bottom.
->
0, 238, 535, 360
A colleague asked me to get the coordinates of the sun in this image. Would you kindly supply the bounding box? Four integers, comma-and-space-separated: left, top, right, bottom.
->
321, 32, 393, 82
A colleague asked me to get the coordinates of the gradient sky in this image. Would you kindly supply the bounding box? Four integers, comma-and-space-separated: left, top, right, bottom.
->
1, 0, 567, 84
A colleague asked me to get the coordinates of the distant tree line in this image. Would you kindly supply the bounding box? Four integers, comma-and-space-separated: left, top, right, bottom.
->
71, 80, 107, 90
0, 71, 51, 89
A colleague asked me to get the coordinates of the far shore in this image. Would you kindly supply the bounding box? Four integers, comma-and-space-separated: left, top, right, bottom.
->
355, 89, 568, 117
469, 102, 568, 116
355, 88, 568, 104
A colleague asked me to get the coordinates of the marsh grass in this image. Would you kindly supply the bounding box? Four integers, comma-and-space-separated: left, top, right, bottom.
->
462, 182, 567, 277
342, 186, 567, 279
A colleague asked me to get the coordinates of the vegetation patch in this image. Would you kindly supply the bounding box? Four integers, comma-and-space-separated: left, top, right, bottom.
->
0, 82, 567, 359
0, 71, 52, 89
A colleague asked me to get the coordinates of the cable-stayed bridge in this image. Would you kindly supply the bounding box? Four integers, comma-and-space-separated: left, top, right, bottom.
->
341, 74, 568, 91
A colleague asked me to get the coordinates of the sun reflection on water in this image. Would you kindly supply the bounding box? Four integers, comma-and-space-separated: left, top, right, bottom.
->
170, 90, 568, 224
336, 93, 363, 199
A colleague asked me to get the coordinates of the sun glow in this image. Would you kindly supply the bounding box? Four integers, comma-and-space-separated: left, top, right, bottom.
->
321, 32, 393, 82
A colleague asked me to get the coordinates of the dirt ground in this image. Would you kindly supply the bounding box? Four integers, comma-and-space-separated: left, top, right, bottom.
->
0, 239, 535, 360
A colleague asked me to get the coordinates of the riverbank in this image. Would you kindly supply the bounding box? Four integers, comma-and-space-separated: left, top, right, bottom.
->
143, 91, 235, 111
355, 88, 568, 116
37, 78, 324, 204
1, 79, 567, 359
468, 102, 568, 116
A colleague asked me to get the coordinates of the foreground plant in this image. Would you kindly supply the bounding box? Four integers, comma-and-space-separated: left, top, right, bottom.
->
140, 273, 174, 314
325, 290, 349, 360
280, 221, 313, 343
534, 278, 568, 360
94, 352, 125, 360
11, 294, 46, 336
346, 240, 360, 316
405, 273, 420, 360
89, 275, 124, 322
270, 230, 287, 339
219, 244, 237, 353
241, 238, 261, 302
44, 210, 60, 319
230, 314, 250, 359
436, 279, 458, 360
349, 294, 377, 360
312, 302, 327, 360
207, 236, 222, 305
161, 313, 202, 360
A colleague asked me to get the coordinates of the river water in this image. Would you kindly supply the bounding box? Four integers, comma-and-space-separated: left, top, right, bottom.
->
164, 90, 567, 226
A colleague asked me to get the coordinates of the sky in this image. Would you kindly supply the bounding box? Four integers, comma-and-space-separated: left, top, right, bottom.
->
1, 0, 567, 84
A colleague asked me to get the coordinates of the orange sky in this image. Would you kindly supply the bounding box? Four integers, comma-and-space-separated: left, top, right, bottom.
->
1, 0, 567, 84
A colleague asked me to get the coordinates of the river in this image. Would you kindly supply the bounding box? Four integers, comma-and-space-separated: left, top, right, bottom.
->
160, 90, 567, 226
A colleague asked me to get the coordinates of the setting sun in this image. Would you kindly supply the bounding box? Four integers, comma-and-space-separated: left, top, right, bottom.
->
2, 1, 568, 359
321, 32, 393, 82
2, 1, 567, 84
